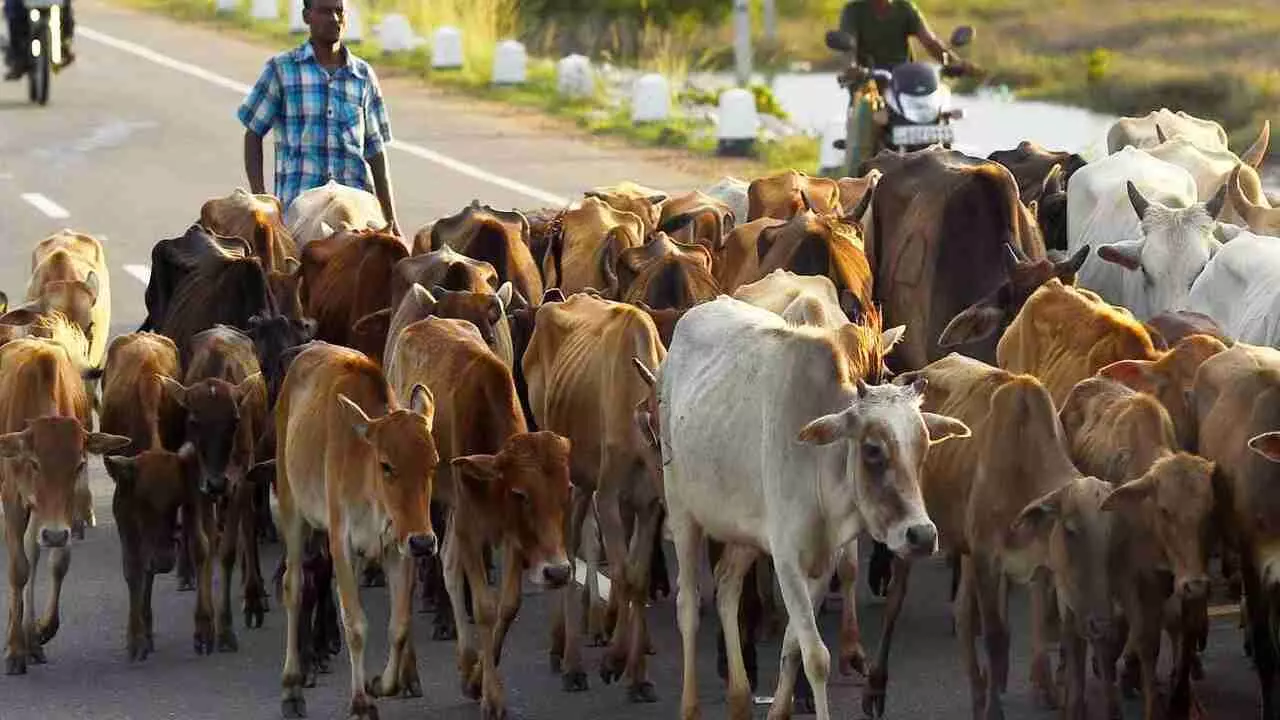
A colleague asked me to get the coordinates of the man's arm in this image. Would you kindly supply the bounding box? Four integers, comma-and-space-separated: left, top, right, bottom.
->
910, 14, 952, 64
244, 130, 266, 195
368, 151, 399, 236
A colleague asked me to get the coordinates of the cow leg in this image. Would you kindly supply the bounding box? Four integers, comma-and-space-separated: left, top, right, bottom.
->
176, 506, 196, 592
772, 560, 833, 720
835, 540, 867, 677
5, 507, 31, 675
1059, 611, 1087, 720
616, 496, 662, 703
1169, 596, 1207, 720
124, 553, 147, 661
862, 556, 913, 719
670, 509, 705, 720
20, 523, 46, 665
373, 549, 421, 699
459, 538, 505, 720
72, 481, 94, 539
1028, 570, 1058, 709
238, 483, 268, 630
491, 542, 523, 664
430, 502, 456, 639
143, 571, 157, 657
595, 474, 638, 688
278, 500, 307, 719
35, 544, 69, 648
555, 483, 593, 691
1242, 553, 1280, 720
973, 553, 1010, 720
955, 556, 985, 719
216, 500, 241, 653
444, 518, 482, 701
1130, 581, 1164, 720
867, 541, 893, 597
191, 500, 215, 655
329, 534, 376, 719
715, 544, 759, 720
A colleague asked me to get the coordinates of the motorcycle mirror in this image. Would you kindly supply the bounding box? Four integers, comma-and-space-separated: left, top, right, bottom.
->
949, 25, 974, 48
825, 30, 856, 53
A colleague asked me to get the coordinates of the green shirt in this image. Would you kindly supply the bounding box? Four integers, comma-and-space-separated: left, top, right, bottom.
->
839, 0, 925, 68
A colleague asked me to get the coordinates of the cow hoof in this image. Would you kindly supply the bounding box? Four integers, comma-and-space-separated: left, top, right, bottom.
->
6, 656, 26, 675
281, 696, 307, 719
432, 621, 456, 642
128, 642, 149, 663
218, 630, 239, 653
36, 618, 59, 646
194, 634, 214, 656
562, 670, 589, 692
549, 653, 562, 674
861, 678, 886, 717
177, 578, 196, 593
840, 648, 869, 677
480, 698, 506, 720
462, 677, 483, 701
627, 681, 658, 704
402, 676, 423, 699
304, 665, 320, 689
600, 654, 625, 685
26, 645, 46, 665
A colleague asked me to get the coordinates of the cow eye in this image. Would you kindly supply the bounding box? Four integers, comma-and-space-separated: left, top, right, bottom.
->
512, 488, 529, 503
862, 441, 887, 468
380, 461, 394, 477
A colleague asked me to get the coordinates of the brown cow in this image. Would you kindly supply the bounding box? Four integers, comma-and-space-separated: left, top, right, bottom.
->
616, 232, 719, 316
386, 315, 573, 718
299, 227, 409, 362
200, 189, 298, 273
656, 190, 734, 252
391, 244, 498, 309
0, 338, 129, 675
524, 293, 665, 702
274, 341, 438, 719
160, 326, 269, 646
715, 217, 787, 292
987, 141, 1087, 204
1143, 310, 1232, 351
542, 197, 645, 296
139, 223, 253, 333
1194, 343, 1280, 719
872, 354, 1106, 720
99, 332, 183, 455
747, 169, 841, 221
428, 200, 543, 306
585, 181, 669, 236
26, 230, 110, 373
861, 147, 1046, 369
1059, 377, 1217, 719
158, 251, 277, 367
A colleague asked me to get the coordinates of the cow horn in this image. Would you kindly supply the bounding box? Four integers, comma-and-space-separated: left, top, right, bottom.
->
1043, 164, 1064, 196
1155, 124, 1168, 144
1126, 181, 1151, 219
1241, 120, 1271, 170
1002, 244, 1022, 272
632, 357, 657, 388
799, 188, 815, 213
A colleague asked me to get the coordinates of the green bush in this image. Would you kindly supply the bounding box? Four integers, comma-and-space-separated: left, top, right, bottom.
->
520, 0, 731, 27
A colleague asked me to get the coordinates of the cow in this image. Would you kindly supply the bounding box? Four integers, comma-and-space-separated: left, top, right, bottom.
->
428, 200, 543, 306
836, 170, 882, 224
542, 197, 645, 296
656, 296, 969, 720
1058, 376, 1217, 719
885, 353, 1106, 720
656, 190, 734, 252
1107, 109, 1230, 154
26, 229, 110, 376
200, 188, 298, 272
99, 332, 184, 456
585, 181, 669, 236
615, 232, 720, 333
161, 326, 269, 644
1144, 121, 1269, 205
523, 292, 667, 702
273, 341, 438, 719
702, 176, 749, 230
299, 227, 409, 363
1182, 227, 1280, 348
284, 179, 387, 246
1067, 149, 1226, 320
861, 146, 1046, 368
0, 337, 129, 675
714, 217, 787, 293
139, 223, 254, 333
1143, 310, 1232, 351
391, 245, 498, 310
385, 315, 573, 719
157, 251, 277, 367
988, 141, 1088, 204
1194, 343, 1280, 720
747, 169, 842, 221
1226, 163, 1280, 235
938, 243, 1091, 352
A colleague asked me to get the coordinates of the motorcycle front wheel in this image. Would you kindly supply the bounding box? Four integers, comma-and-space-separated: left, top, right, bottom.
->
27, 20, 50, 105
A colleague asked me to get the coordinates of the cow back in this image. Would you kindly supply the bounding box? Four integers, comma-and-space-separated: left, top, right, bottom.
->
160, 253, 274, 366
101, 332, 183, 455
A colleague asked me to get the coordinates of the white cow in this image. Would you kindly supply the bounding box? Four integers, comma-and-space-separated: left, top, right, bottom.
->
1184, 228, 1280, 345
657, 296, 969, 720
1067, 146, 1220, 320
284, 179, 387, 245
1106, 108, 1230, 154
701, 176, 749, 228
1144, 121, 1270, 215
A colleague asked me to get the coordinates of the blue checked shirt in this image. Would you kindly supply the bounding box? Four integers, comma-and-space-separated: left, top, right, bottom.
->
237, 42, 393, 210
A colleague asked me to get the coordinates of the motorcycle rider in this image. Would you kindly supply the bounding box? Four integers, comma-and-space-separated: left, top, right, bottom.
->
4, 0, 75, 80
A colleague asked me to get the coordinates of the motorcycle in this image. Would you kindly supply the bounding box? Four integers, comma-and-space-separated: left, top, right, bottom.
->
13, 0, 68, 105
822, 25, 975, 177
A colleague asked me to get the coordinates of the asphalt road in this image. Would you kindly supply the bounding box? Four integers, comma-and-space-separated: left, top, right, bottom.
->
0, 3, 1269, 718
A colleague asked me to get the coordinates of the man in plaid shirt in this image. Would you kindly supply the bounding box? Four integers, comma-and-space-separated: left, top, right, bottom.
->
238, 0, 400, 235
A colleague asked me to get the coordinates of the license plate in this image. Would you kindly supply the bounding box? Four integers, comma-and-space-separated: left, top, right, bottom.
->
891, 124, 954, 147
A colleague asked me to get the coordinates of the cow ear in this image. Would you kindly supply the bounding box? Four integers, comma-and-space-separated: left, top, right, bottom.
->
939, 302, 1004, 348
409, 384, 435, 428
352, 308, 392, 337
0, 290, 7, 315
1097, 359, 1159, 394
410, 283, 437, 308
299, 317, 319, 340
86, 433, 132, 456
879, 324, 905, 354
103, 454, 136, 488
488, 294, 504, 326
157, 375, 188, 409
82, 271, 100, 305
1009, 483, 1068, 543
496, 281, 513, 312
319, 221, 335, 238
452, 454, 500, 484
1249, 432, 1280, 463
1101, 475, 1155, 512
922, 412, 970, 445
1097, 239, 1144, 272
797, 410, 852, 446
283, 256, 301, 275
543, 288, 566, 304
0, 429, 29, 458
336, 394, 373, 440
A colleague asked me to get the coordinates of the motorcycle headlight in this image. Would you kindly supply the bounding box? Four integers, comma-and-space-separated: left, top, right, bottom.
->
898, 94, 941, 125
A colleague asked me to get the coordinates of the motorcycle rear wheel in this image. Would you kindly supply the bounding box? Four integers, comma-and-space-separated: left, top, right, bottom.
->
27, 22, 50, 105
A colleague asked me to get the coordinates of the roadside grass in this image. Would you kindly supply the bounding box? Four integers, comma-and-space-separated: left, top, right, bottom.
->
115, 0, 821, 177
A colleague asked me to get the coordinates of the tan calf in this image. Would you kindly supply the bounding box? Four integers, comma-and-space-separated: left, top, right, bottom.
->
274, 341, 439, 719
0, 338, 129, 675
26, 230, 110, 374
100, 332, 183, 454
386, 316, 572, 718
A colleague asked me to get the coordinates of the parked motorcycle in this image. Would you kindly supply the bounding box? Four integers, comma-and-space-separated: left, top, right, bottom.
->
822, 25, 975, 177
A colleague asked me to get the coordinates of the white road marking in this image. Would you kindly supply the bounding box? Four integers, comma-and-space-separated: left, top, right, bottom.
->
21, 192, 70, 219
78, 26, 571, 207
575, 562, 612, 603
123, 264, 151, 284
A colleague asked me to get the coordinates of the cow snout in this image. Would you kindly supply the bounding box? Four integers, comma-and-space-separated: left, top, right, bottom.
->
1179, 576, 1210, 601
40, 528, 70, 548
407, 533, 437, 558
905, 523, 938, 556
543, 562, 572, 588
199, 475, 228, 497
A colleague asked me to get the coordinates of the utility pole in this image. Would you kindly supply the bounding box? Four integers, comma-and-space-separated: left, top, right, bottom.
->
733, 0, 753, 86
762, 0, 777, 43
